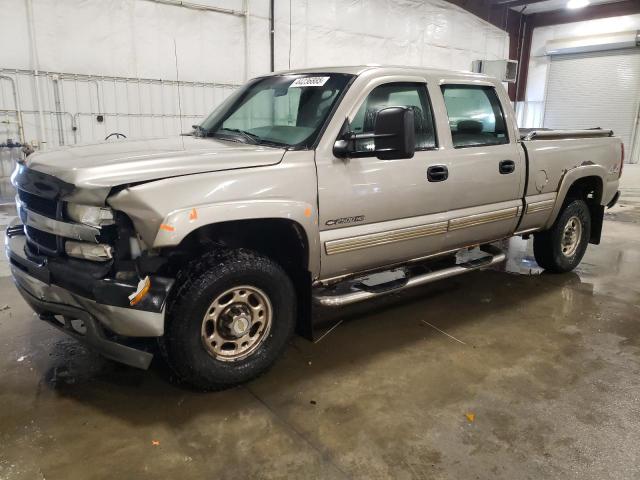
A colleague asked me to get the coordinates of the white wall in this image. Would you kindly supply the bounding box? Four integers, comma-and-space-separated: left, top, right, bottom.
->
0, 0, 509, 149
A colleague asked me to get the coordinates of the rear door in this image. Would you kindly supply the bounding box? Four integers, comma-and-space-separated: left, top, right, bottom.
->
434, 82, 525, 250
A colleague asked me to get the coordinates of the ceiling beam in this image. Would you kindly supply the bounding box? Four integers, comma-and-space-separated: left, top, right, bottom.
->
490, 0, 549, 7
443, 0, 519, 32
529, 0, 640, 27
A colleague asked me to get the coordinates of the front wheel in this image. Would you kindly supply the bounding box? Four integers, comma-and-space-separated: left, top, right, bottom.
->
162, 249, 296, 390
533, 198, 591, 273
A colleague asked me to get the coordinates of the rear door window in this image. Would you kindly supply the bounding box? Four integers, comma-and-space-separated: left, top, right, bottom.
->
441, 85, 509, 148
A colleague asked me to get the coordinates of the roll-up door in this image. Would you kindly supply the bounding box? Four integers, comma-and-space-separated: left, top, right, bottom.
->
544, 48, 640, 163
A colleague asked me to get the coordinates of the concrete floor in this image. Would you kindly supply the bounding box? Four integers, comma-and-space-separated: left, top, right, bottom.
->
1, 167, 639, 480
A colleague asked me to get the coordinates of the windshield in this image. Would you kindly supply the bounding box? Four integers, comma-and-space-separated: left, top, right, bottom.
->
197, 73, 353, 148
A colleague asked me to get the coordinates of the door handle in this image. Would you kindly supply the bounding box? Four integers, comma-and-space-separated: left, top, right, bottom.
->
427, 165, 448, 182
499, 160, 515, 174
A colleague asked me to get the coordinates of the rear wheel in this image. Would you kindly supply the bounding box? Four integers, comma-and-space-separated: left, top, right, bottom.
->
163, 249, 296, 390
533, 198, 591, 273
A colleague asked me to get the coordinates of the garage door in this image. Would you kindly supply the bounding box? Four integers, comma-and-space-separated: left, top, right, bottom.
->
544, 48, 640, 163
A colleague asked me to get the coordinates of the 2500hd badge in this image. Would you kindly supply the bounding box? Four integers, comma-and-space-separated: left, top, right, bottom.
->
325, 215, 365, 226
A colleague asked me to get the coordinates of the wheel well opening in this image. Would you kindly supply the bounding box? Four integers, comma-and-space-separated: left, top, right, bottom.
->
565, 176, 603, 205
175, 218, 309, 275
565, 176, 604, 244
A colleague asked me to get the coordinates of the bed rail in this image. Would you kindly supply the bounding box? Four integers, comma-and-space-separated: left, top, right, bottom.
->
520, 128, 614, 141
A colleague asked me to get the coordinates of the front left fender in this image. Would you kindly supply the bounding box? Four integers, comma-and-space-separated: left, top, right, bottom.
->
153, 199, 320, 278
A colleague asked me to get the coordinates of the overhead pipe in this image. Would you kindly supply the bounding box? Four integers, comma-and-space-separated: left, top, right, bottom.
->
0, 75, 25, 144
51, 76, 65, 146
0, 68, 240, 89
269, 0, 275, 72
243, 0, 249, 81
25, 0, 47, 150
141, 0, 245, 16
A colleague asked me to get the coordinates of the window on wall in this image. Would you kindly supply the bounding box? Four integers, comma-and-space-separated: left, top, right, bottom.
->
441, 85, 509, 148
350, 82, 437, 153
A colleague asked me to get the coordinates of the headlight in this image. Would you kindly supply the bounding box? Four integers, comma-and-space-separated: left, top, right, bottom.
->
66, 203, 115, 227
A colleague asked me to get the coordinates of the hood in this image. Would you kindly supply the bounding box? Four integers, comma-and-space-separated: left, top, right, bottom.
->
26, 136, 286, 189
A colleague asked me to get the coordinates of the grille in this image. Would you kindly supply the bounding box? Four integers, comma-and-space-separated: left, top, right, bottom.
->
14, 166, 118, 261
18, 189, 58, 218
14, 166, 74, 258
19, 190, 64, 256
25, 225, 58, 255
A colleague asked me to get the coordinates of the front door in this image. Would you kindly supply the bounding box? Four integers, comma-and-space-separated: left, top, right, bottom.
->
315, 77, 450, 279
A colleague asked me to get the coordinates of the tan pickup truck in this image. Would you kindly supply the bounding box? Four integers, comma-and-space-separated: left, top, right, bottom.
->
7, 66, 623, 390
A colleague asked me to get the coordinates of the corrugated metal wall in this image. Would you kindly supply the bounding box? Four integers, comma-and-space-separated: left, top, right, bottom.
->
0, 0, 510, 150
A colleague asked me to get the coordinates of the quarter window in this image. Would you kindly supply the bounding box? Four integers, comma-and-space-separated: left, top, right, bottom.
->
350, 82, 437, 152
441, 85, 509, 148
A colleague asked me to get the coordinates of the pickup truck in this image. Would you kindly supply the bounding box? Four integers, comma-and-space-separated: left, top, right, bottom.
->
6, 66, 623, 390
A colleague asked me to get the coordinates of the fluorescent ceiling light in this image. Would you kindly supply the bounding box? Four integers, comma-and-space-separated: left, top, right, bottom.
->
567, 0, 591, 9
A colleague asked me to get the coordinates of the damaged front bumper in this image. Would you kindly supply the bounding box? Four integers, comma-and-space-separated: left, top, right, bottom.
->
5, 219, 173, 369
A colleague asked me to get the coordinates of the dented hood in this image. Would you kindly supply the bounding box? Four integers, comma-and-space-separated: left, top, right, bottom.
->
25, 136, 286, 189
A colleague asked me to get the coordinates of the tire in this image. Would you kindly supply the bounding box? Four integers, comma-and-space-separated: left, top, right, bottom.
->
162, 248, 296, 390
533, 198, 591, 273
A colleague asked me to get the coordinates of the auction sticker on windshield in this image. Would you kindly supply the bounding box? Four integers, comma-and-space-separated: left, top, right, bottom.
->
290, 76, 330, 88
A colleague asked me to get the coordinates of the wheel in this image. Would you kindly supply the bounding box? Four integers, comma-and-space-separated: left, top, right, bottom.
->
533, 198, 591, 273
163, 249, 296, 390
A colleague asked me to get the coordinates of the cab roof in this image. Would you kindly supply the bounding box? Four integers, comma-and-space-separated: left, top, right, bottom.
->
268, 65, 491, 82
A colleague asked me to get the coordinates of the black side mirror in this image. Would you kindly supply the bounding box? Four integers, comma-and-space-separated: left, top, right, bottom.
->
333, 107, 415, 160
373, 107, 415, 160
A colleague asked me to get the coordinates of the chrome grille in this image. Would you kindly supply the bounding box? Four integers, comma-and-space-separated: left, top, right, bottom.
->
17, 189, 58, 218
18, 190, 64, 256
24, 225, 59, 255
13, 166, 117, 262
13, 165, 74, 257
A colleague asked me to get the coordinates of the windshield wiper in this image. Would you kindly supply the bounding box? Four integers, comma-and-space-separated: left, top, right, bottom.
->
215, 128, 261, 145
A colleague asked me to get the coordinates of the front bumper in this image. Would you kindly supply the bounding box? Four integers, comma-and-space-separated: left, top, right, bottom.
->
6, 219, 170, 369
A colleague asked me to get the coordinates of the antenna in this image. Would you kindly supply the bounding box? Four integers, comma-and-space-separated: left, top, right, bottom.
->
173, 38, 184, 148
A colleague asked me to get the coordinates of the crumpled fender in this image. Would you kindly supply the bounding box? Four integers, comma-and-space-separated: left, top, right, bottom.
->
153, 199, 320, 277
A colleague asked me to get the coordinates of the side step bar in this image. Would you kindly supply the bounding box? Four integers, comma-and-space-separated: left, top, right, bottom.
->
313, 245, 506, 307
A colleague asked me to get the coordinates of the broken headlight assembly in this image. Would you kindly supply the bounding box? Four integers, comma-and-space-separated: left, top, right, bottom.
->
65, 203, 115, 227
64, 203, 116, 262
65, 240, 113, 262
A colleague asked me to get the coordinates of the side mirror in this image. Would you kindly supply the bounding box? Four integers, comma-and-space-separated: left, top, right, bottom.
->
332, 107, 415, 160
373, 107, 415, 160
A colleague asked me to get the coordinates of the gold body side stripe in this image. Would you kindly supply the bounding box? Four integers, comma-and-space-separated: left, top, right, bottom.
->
324, 206, 523, 255
325, 221, 448, 255
448, 207, 519, 231
526, 199, 555, 214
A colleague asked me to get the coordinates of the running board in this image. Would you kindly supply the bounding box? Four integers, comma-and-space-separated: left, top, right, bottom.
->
313, 245, 506, 307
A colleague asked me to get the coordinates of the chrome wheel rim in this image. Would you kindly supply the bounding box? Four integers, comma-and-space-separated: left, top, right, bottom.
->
201, 286, 272, 362
560, 216, 582, 257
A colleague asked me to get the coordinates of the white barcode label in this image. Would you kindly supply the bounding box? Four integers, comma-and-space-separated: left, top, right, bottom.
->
290, 76, 330, 88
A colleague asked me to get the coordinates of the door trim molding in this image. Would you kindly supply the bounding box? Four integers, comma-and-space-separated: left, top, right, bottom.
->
525, 199, 555, 214
448, 207, 519, 231
325, 221, 448, 255
324, 206, 520, 255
